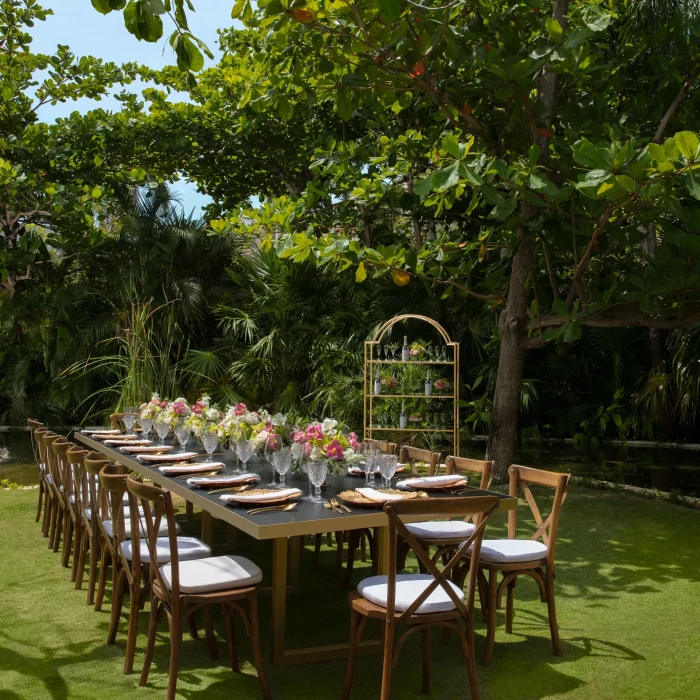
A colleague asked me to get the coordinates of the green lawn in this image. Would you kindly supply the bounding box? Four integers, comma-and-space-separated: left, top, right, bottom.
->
0, 486, 698, 700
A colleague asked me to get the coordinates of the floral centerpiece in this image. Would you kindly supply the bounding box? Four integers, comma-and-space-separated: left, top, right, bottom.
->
409, 341, 425, 359
434, 378, 451, 393
140, 393, 166, 421
289, 419, 363, 473
186, 394, 223, 438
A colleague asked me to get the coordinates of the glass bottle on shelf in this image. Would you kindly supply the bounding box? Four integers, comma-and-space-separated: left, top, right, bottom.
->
402, 335, 410, 362
425, 369, 433, 397
374, 367, 382, 395
400, 401, 407, 429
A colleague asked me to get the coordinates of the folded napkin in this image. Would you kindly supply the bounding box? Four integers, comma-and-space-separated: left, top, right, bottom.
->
356, 487, 404, 503
84, 429, 121, 435
95, 434, 138, 441
121, 445, 171, 454
138, 451, 197, 463
396, 475, 467, 490
187, 473, 260, 486
158, 461, 224, 474
105, 439, 152, 446
220, 488, 302, 504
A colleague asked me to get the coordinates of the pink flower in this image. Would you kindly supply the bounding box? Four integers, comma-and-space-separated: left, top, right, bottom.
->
234, 402, 247, 417
306, 424, 324, 441
410, 348, 420, 356
326, 439, 344, 461
267, 433, 281, 450
150, 397, 160, 405
304, 442, 312, 457
139, 403, 147, 410
172, 401, 188, 416
349, 437, 360, 450
265, 421, 273, 432
192, 401, 205, 415
292, 431, 307, 444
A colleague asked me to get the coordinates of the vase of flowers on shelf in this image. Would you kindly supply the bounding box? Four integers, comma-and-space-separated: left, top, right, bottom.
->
434, 377, 451, 394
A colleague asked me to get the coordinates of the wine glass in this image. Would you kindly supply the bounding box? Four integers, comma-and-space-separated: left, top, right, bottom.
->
307, 461, 328, 503
378, 454, 398, 489
362, 443, 377, 484
154, 419, 170, 446
384, 344, 391, 362
140, 417, 153, 439
236, 437, 255, 472
376, 345, 383, 361
273, 447, 293, 488
264, 433, 282, 487
425, 345, 433, 362
122, 407, 137, 432
201, 424, 219, 460
174, 418, 190, 451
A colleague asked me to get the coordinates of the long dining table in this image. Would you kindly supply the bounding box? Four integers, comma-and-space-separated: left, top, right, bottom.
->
76, 430, 517, 667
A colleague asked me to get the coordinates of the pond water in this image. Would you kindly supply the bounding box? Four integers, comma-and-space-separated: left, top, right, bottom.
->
3, 429, 700, 495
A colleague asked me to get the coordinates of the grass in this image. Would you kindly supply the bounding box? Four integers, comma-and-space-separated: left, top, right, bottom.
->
0, 486, 699, 700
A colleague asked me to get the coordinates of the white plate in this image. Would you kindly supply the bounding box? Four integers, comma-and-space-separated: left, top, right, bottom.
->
138, 452, 197, 464
158, 461, 225, 474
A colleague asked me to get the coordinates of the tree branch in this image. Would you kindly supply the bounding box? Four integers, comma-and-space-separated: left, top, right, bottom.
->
653, 67, 700, 144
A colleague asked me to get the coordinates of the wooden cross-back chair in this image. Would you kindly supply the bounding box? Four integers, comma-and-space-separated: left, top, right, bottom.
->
364, 439, 397, 455
26, 420, 45, 523
458, 464, 571, 665
397, 456, 494, 571
342, 495, 500, 700
126, 477, 271, 700
109, 413, 125, 430
42, 432, 68, 552
52, 439, 78, 570
66, 445, 88, 585
398, 445, 442, 476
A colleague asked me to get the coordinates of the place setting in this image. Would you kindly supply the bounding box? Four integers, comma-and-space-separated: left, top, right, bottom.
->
396, 473, 469, 492
219, 487, 304, 514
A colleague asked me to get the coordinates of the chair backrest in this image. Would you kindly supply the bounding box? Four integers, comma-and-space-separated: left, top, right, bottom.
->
126, 477, 179, 607
26, 419, 42, 462
34, 427, 49, 469
42, 433, 66, 487
508, 465, 571, 566
383, 495, 499, 622
84, 452, 112, 523
109, 413, 124, 430
98, 464, 129, 543
398, 445, 441, 476
67, 446, 88, 512
445, 456, 493, 490
52, 440, 75, 497
364, 439, 396, 455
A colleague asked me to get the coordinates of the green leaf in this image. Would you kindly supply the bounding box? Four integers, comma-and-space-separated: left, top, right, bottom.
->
432, 162, 460, 191
647, 143, 668, 163
91, 0, 126, 13
674, 131, 699, 161
355, 261, 367, 283
545, 18, 563, 43
572, 139, 613, 170
378, 0, 402, 22
552, 299, 569, 317
413, 175, 433, 197
93, 155, 103, 166
685, 173, 700, 200
528, 145, 541, 168
458, 163, 483, 186
563, 27, 587, 49
442, 134, 461, 159
616, 174, 636, 193
336, 89, 353, 121
278, 96, 293, 120
231, 0, 245, 17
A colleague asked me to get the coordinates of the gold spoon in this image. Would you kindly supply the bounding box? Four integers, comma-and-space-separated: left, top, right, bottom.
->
331, 497, 351, 513
247, 503, 297, 515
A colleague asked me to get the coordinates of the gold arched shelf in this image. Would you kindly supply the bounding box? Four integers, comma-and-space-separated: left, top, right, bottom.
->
364, 314, 460, 457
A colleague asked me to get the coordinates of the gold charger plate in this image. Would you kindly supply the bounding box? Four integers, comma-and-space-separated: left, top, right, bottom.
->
221, 488, 302, 507
396, 478, 468, 492
189, 475, 259, 488
337, 489, 424, 509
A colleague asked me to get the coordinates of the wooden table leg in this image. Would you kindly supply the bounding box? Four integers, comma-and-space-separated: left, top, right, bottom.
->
201, 511, 213, 545
288, 536, 302, 594
227, 524, 237, 551
271, 537, 288, 666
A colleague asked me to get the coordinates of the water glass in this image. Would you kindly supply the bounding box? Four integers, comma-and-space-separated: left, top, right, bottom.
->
236, 438, 255, 472
378, 454, 398, 489
307, 461, 328, 503
202, 430, 219, 459
174, 420, 190, 451
272, 447, 292, 488
361, 443, 377, 484
140, 417, 153, 437
154, 419, 170, 446
123, 410, 136, 431
264, 434, 281, 486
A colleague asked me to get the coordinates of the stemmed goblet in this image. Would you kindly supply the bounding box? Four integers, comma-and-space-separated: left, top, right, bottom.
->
264, 433, 282, 487
154, 418, 170, 446
174, 418, 190, 451
378, 453, 398, 489
201, 422, 219, 460
235, 437, 255, 473
122, 407, 137, 432
307, 461, 328, 503
140, 417, 153, 439
273, 447, 293, 488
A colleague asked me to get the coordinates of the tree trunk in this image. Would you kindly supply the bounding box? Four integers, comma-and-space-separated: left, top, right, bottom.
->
486, 210, 536, 481
412, 212, 423, 247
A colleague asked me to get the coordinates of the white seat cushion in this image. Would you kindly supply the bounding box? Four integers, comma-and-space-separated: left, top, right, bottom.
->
122, 536, 211, 564
82, 505, 142, 521
102, 517, 178, 539
405, 520, 476, 540
159, 555, 263, 593
470, 539, 548, 564
358, 574, 464, 614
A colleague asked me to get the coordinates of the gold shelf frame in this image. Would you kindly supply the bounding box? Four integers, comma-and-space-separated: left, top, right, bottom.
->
363, 314, 460, 456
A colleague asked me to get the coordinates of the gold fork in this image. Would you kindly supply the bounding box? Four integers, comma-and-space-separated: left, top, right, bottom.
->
331, 497, 351, 513
208, 484, 254, 495
247, 503, 297, 515
325, 500, 342, 514
174, 471, 220, 480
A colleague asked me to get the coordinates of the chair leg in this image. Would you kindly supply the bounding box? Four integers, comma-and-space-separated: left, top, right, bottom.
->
108, 566, 125, 645
343, 532, 358, 588
505, 579, 516, 634
341, 609, 363, 700
75, 528, 88, 591
86, 535, 98, 605
61, 515, 72, 568
421, 627, 430, 694
71, 521, 82, 582
48, 497, 58, 548
53, 505, 64, 553
95, 545, 109, 612
166, 615, 182, 700
477, 569, 489, 623
186, 500, 194, 524
249, 592, 272, 700
545, 569, 563, 656
379, 619, 395, 700
335, 532, 345, 574
225, 605, 240, 672
35, 481, 44, 522
360, 531, 367, 562
124, 585, 141, 673
188, 611, 199, 639
204, 605, 218, 659
465, 615, 481, 700
139, 597, 159, 687
483, 569, 498, 665
42, 488, 52, 536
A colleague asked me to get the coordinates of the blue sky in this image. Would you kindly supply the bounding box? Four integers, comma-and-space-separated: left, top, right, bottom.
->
30, 1, 236, 216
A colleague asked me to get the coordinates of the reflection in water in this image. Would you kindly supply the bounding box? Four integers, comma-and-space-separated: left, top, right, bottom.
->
3, 429, 700, 494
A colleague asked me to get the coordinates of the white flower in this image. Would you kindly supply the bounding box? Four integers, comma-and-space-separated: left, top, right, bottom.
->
271, 412, 287, 427
245, 411, 260, 425
291, 442, 304, 460
254, 430, 268, 446
310, 445, 323, 460
322, 418, 338, 435
204, 407, 220, 421
200, 394, 211, 407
